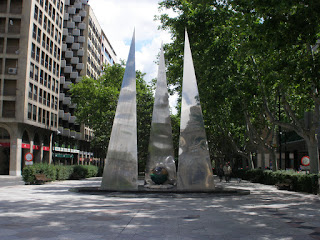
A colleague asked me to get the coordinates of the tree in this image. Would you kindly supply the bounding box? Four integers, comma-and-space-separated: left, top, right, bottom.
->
70, 64, 154, 171
157, 0, 320, 172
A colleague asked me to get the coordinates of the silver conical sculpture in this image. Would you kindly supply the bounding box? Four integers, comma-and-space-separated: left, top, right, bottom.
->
101, 31, 138, 190
177, 30, 214, 190
145, 45, 176, 187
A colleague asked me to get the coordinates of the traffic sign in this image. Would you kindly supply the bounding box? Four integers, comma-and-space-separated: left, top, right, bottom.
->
301, 156, 310, 166
24, 152, 34, 165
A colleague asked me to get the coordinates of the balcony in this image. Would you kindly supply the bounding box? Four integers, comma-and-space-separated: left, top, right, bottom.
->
80, 0, 88, 4
63, 96, 71, 105
59, 93, 65, 101
63, 81, 72, 90
63, 112, 71, 121
63, 65, 72, 73
61, 60, 66, 68
62, 128, 70, 137
74, 2, 82, 9
64, 12, 69, 21
77, 48, 84, 56
78, 36, 85, 43
78, 23, 86, 30
62, 43, 67, 52
75, 132, 81, 140
68, 7, 76, 15
79, 10, 87, 17
69, 115, 76, 123
70, 130, 76, 138
71, 57, 79, 64
72, 29, 80, 36
76, 63, 84, 70
63, 28, 68, 36
73, 15, 81, 23
59, 110, 64, 118
58, 126, 64, 134
60, 75, 66, 84
71, 42, 80, 50
65, 36, 74, 44
75, 76, 82, 83
70, 71, 78, 79
69, 103, 77, 108
67, 21, 75, 29
65, 50, 73, 58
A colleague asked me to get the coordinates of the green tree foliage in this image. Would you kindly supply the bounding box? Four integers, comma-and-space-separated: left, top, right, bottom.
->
70, 64, 154, 172
158, 0, 320, 172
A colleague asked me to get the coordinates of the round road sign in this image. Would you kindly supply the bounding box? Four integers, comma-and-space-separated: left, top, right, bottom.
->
24, 152, 34, 161
301, 156, 310, 166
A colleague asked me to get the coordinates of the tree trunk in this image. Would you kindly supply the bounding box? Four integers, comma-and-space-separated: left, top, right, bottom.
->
305, 137, 319, 174
249, 153, 255, 169
269, 149, 278, 171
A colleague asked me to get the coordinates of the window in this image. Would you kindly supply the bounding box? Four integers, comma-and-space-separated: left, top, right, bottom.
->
28, 83, 33, 99
54, 44, 57, 58
38, 107, 42, 123
52, 8, 55, 22
48, 3, 52, 19
34, 5, 38, 20
34, 65, 39, 81
37, 28, 41, 43
43, 90, 46, 105
59, 16, 62, 29
36, 47, 40, 62
45, 0, 48, 12
30, 63, 34, 79
60, 1, 63, 13
42, 32, 46, 48
46, 36, 49, 51
43, 16, 47, 31
53, 61, 56, 75
32, 105, 37, 121
40, 69, 43, 84
42, 109, 46, 124
47, 19, 50, 34
51, 95, 54, 109
54, 97, 58, 110
46, 110, 49, 126
57, 48, 60, 59
49, 57, 52, 71
51, 23, 54, 37
55, 80, 58, 93
54, 114, 57, 127
33, 85, 38, 101
49, 41, 53, 54
45, 54, 48, 68
28, 103, 32, 119
39, 89, 43, 104
58, 32, 61, 44
51, 112, 54, 126
44, 72, 47, 87
54, 28, 58, 42
48, 75, 51, 89
52, 78, 55, 91
31, 43, 35, 59
56, 64, 59, 76
38, 10, 42, 25
39, 0, 43, 7
47, 92, 50, 107
32, 24, 37, 39
41, 51, 44, 65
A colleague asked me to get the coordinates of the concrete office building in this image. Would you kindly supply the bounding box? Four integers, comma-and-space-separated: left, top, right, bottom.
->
0, 0, 65, 175
56, 0, 117, 166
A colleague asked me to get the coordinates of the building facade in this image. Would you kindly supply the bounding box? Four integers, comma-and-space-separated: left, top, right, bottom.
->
0, 0, 117, 175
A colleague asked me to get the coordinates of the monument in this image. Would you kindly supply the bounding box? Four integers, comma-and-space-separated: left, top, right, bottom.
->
144, 45, 176, 187
177, 30, 215, 190
100, 31, 138, 190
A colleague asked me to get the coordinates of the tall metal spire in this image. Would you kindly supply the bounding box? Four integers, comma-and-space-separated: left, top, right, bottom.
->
177, 30, 214, 190
101, 30, 138, 190
145, 44, 176, 186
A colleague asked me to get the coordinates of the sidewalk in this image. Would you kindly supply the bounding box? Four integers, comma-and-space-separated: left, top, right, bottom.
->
0, 176, 319, 240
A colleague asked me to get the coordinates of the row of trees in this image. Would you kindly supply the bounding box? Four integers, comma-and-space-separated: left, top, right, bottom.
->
157, 0, 320, 173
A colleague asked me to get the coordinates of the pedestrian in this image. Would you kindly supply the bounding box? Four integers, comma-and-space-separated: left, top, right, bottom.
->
217, 164, 224, 182
223, 163, 232, 182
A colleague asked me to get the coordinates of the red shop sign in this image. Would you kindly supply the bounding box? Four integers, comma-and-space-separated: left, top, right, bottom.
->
43, 146, 50, 151
21, 143, 30, 149
0, 142, 10, 147
33, 145, 40, 150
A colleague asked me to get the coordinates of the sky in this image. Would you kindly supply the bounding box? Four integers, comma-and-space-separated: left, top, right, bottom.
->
88, 0, 178, 113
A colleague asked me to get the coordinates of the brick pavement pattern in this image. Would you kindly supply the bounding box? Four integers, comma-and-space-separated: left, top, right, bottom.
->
0, 176, 319, 240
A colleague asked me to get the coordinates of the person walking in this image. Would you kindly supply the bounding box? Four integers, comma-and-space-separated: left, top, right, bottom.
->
217, 164, 224, 182
223, 163, 232, 182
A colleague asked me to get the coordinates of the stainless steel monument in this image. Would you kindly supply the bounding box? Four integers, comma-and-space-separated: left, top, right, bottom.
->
100, 31, 138, 190
144, 45, 176, 186
177, 30, 215, 190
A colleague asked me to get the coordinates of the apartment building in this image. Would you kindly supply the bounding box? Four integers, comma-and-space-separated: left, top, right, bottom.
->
56, 0, 117, 166
0, 0, 65, 175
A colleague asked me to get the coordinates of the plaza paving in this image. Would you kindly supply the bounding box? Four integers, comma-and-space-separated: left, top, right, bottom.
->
0, 176, 320, 240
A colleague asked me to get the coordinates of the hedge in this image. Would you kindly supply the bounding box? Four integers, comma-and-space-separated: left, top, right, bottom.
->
22, 163, 103, 184
233, 169, 319, 194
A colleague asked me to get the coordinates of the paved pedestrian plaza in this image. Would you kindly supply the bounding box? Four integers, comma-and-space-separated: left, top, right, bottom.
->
0, 176, 320, 240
